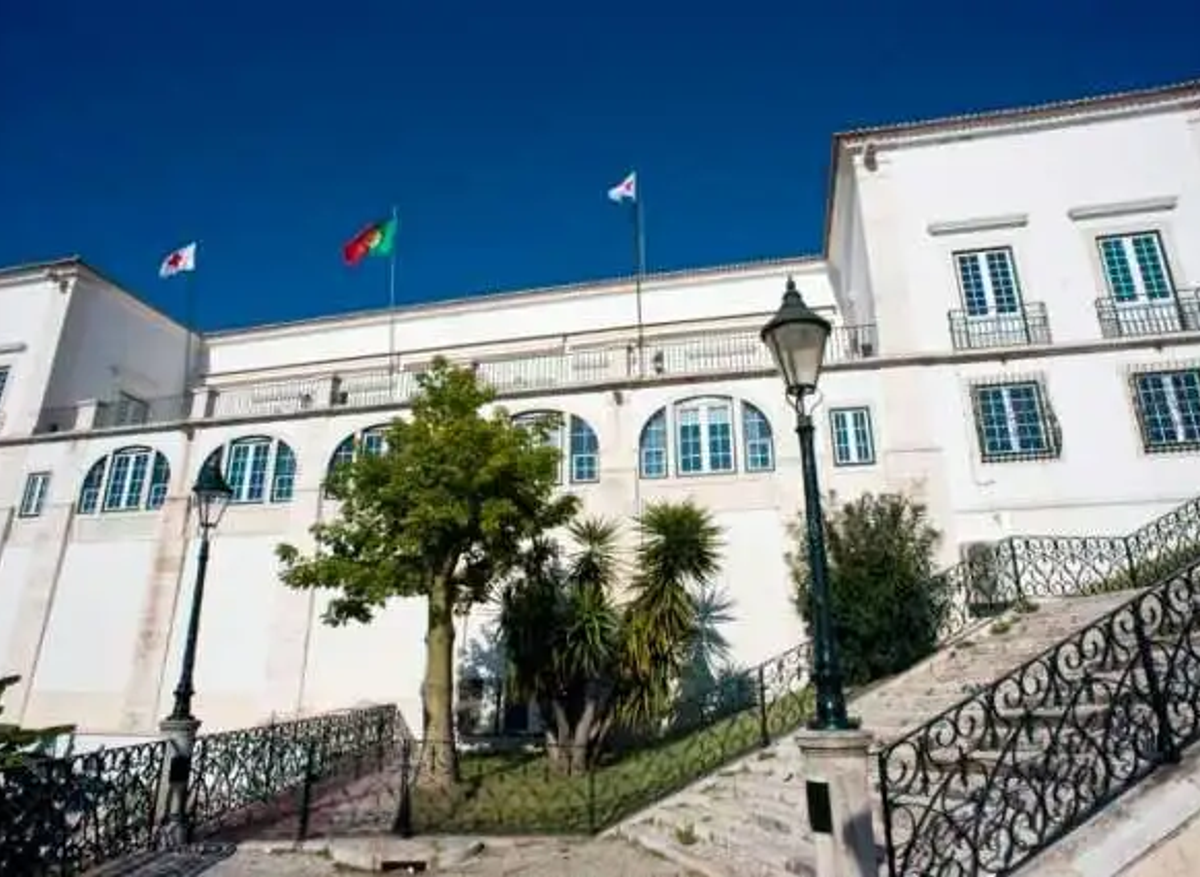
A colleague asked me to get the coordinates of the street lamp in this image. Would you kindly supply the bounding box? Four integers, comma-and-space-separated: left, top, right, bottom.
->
761, 277, 851, 731
169, 462, 233, 722
160, 462, 233, 840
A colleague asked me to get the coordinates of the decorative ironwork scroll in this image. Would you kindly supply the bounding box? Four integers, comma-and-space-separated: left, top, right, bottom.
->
879, 560, 1200, 876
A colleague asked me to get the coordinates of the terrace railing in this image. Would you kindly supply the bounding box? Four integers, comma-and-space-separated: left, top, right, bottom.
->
0, 703, 398, 876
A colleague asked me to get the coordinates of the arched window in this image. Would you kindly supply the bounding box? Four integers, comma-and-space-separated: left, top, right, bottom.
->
77, 446, 172, 514
326, 425, 390, 493
567, 416, 599, 483
639, 409, 668, 479
675, 397, 734, 475
202, 436, 297, 505
513, 411, 601, 484
742, 403, 775, 472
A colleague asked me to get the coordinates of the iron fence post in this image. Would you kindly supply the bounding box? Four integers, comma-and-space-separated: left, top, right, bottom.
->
757, 665, 770, 747
876, 749, 898, 877
1124, 534, 1140, 589
1008, 539, 1023, 601
392, 738, 414, 838
297, 738, 316, 843
1131, 590, 1180, 765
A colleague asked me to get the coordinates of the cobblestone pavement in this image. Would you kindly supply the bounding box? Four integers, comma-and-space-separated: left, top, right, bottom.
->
204, 838, 701, 876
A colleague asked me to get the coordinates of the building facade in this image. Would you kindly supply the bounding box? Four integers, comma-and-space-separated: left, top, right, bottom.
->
1, 81, 1199, 745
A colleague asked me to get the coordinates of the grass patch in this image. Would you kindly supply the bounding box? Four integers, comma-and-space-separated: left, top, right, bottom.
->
407, 686, 815, 835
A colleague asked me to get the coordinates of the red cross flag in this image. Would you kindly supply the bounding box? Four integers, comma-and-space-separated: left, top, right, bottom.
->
159, 242, 197, 279
607, 171, 637, 204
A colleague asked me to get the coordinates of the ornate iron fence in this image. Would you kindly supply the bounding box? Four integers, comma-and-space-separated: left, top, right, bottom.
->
0, 704, 397, 875
0, 739, 167, 876
878, 554, 1200, 876
188, 705, 398, 838
253, 645, 815, 839
935, 494, 1200, 641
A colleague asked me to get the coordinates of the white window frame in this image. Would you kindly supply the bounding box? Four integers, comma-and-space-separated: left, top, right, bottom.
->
829, 407, 875, 466
674, 398, 735, 476
741, 403, 774, 472
971, 382, 1054, 460
639, 409, 668, 480
1098, 231, 1174, 303
19, 472, 50, 518
206, 437, 295, 505
1133, 369, 1200, 450
102, 448, 154, 511
954, 247, 1023, 317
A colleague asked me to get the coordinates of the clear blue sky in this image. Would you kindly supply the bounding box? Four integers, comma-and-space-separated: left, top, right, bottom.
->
1, 1, 1196, 331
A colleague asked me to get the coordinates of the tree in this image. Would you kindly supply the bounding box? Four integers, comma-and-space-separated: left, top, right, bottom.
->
498, 500, 724, 771
0, 674, 72, 768
499, 519, 623, 773
788, 492, 945, 687
277, 358, 578, 786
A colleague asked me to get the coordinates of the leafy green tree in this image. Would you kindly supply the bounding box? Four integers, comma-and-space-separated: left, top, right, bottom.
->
788, 492, 945, 687
0, 674, 73, 768
277, 359, 577, 786
498, 500, 724, 771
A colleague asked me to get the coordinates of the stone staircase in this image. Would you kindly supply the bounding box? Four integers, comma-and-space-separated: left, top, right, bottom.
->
612, 591, 1137, 877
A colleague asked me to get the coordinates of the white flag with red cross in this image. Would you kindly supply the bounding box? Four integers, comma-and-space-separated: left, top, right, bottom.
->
159, 242, 197, 279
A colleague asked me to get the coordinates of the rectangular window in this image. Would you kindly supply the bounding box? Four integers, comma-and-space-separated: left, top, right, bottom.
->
228, 440, 272, 503
19, 472, 50, 518
103, 450, 150, 511
829, 407, 875, 466
114, 392, 150, 427
954, 248, 1022, 317
0, 366, 9, 407
1133, 369, 1200, 452
1099, 232, 1173, 302
676, 400, 735, 475
971, 381, 1058, 461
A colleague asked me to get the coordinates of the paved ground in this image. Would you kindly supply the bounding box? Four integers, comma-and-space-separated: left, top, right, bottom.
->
205, 838, 700, 876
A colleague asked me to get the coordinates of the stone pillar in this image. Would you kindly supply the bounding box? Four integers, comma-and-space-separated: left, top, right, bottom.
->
156, 715, 202, 845
794, 729, 878, 877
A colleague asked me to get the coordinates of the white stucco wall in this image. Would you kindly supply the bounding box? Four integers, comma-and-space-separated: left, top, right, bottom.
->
3, 86, 1200, 739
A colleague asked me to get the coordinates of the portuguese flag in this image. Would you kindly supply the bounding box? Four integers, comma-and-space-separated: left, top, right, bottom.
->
342, 216, 398, 266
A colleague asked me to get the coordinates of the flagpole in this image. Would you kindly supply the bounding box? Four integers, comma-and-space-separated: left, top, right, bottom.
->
183, 262, 195, 413
633, 177, 646, 379
387, 205, 398, 398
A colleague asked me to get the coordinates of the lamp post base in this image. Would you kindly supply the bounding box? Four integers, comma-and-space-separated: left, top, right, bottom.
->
794, 728, 880, 877
157, 716, 202, 846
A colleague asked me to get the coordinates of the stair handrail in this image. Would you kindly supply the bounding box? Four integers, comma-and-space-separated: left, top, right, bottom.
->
877, 550, 1200, 876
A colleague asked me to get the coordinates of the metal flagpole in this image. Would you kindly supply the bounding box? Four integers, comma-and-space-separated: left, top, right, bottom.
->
182, 254, 196, 417
387, 205, 399, 398
633, 175, 646, 379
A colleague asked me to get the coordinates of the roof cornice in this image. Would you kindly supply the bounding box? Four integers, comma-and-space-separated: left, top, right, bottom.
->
205, 254, 826, 343
835, 79, 1200, 150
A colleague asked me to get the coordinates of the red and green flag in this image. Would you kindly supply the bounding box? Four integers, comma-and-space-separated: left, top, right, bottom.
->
342, 215, 398, 266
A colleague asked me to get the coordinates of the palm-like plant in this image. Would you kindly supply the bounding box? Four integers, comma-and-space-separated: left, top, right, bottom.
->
620, 501, 723, 730
499, 519, 623, 772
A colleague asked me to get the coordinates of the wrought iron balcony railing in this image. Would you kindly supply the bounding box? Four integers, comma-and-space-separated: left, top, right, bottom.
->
947, 302, 1052, 351
1094, 290, 1200, 339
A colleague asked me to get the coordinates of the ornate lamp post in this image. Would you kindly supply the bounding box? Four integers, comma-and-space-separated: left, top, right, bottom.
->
160, 462, 233, 839
761, 277, 851, 731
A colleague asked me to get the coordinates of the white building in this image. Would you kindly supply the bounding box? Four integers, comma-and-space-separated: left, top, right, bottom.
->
1, 80, 1199, 744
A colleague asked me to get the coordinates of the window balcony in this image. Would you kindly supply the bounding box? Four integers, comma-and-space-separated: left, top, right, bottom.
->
1094, 290, 1200, 339
947, 302, 1052, 351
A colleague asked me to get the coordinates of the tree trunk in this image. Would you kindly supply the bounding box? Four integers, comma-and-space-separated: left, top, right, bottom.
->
419, 576, 459, 787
